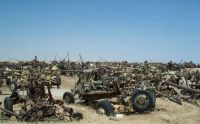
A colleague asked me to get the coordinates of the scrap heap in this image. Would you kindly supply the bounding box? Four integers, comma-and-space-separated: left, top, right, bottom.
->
61, 60, 200, 106
0, 71, 83, 122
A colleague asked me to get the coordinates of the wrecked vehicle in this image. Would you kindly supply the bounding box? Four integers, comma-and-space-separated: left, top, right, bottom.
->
1, 75, 83, 122
9, 67, 61, 92
63, 69, 156, 116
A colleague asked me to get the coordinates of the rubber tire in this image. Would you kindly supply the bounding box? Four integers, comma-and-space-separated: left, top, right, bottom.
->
4, 97, 13, 117
131, 90, 154, 112
72, 112, 83, 121
56, 77, 61, 86
63, 92, 75, 104
96, 100, 114, 116
10, 80, 18, 92
147, 90, 156, 108
6, 78, 11, 86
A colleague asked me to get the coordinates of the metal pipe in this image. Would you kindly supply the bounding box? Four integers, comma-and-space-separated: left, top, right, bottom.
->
21, 104, 38, 119
155, 90, 182, 105
163, 81, 200, 94
0, 107, 20, 118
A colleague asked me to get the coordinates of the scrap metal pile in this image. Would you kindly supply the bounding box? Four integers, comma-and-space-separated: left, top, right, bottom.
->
0, 59, 82, 122
0, 71, 82, 122
0, 59, 200, 122
60, 60, 200, 106
1, 62, 61, 92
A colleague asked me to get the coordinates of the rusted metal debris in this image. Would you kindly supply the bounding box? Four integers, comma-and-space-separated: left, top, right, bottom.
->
0, 65, 61, 93
0, 59, 200, 120
62, 69, 156, 115
0, 72, 83, 122
60, 60, 200, 107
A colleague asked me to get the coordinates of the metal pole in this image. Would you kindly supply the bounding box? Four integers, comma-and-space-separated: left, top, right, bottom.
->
163, 81, 200, 94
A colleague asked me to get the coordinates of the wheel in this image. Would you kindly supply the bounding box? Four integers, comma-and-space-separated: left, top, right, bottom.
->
96, 100, 114, 116
63, 92, 75, 104
56, 77, 61, 88
72, 112, 83, 121
131, 90, 154, 112
10, 80, 18, 92
147, 90, 156, 108
4, 97, 13, 117
6, 78, 11, 86
50, 77, 56, 86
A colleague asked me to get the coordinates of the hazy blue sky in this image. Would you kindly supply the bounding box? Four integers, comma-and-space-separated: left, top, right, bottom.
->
0, 0, 200, 62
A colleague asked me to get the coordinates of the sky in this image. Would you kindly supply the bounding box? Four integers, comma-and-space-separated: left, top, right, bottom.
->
0, 0, 200, 63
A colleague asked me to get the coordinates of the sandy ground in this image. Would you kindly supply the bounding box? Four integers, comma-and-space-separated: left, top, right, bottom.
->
0, 76, 200, 124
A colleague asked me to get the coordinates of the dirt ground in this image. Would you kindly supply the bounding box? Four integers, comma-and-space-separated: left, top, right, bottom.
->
0, 76, 200, 124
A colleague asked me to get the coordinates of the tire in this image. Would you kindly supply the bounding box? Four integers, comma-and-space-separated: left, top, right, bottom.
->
63, 92, 75, 104
56, 77, 61, 88
4, 97, 13, 117
23, 115, 32, 122
96, 100, 114, 116
131, 90, 154, 112
147, 90, 156, 108
72, 112, 83, 121
6, 78, 11, 86
10, 80, 18, 92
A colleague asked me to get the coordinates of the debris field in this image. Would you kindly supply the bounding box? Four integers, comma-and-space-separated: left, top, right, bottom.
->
0, 58, 200, 124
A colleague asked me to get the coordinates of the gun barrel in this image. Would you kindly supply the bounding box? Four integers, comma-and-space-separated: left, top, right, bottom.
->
163, 81, 200, 94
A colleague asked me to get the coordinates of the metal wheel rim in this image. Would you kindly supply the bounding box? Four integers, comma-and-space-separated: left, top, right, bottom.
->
64, 96, 70, 103
135, 94, 149, 106
10, 84, 15, 91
